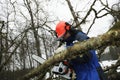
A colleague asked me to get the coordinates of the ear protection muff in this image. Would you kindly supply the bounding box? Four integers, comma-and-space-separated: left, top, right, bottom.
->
65, 22, 71, 30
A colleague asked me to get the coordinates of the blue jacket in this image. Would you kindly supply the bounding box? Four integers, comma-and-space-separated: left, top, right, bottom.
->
64, 31, 104, 80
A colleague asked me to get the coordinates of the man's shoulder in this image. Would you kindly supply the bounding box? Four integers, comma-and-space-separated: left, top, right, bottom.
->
75, 31, 89, 41
75, 31, 87, 37
76, 31, 86, 35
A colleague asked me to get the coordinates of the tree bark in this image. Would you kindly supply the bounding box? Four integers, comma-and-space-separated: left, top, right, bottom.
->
21, 22, 120, 80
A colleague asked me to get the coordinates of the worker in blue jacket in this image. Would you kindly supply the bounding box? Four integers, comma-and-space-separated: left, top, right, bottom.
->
55, 21, 108, 80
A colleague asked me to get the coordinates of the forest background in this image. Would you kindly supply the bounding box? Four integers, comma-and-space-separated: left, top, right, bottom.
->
0, 0, 120, 80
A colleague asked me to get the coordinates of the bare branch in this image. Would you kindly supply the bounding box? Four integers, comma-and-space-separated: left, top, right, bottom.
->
76, 0, 97, 28
66, 0, 81, 30
0, 33, 26, 71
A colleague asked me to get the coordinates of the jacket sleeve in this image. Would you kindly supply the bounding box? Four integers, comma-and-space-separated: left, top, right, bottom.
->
75, 32, 89, 41
71, 52, 92, 64
71, 32, 92, 64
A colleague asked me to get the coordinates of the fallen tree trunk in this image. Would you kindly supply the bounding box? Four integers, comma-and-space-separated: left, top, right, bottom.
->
21, 22, 120, 80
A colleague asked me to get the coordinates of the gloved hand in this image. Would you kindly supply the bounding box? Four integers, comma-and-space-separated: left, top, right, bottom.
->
54, 45, 67, 53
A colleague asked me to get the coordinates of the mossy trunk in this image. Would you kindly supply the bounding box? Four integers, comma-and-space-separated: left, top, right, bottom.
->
21, 22, 120, 80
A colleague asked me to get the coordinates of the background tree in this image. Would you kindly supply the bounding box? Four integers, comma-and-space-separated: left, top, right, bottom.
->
0, 0, 120, 80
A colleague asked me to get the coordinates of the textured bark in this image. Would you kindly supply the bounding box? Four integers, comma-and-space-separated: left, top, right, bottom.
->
21, 22, 120, 80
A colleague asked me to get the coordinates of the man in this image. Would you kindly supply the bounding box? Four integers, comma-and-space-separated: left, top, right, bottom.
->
55, 21, 107, 80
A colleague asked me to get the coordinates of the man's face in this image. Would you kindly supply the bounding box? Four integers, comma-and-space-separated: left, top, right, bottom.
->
63, 32, 71, 40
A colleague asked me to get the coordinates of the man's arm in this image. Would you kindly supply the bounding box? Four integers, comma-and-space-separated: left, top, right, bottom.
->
71, 31, 92, 64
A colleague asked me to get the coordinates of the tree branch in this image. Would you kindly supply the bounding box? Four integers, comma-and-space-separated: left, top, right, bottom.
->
21, 22, 120, 80
76, 0, 97, 28
66, 0, 81, 30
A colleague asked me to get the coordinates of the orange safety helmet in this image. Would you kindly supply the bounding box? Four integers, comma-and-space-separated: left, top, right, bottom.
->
55, 21, 71, 38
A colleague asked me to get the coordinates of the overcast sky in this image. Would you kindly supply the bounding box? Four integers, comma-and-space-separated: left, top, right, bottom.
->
45, 0, 119, 37
0, 0, 119, 37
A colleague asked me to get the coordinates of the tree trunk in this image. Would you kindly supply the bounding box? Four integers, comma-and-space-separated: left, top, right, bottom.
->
20, 21, 120, 80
